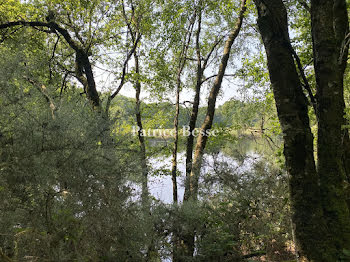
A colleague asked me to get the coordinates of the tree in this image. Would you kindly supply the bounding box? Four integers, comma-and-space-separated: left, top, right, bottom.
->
253, 0, 350, 260
179, 0, 248, 258
0, 36, 149, 260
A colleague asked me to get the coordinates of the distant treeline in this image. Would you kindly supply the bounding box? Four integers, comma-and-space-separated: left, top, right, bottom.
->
109, 95, 265, 130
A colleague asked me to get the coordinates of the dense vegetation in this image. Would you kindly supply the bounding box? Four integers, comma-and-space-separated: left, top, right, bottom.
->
0, 0, 349, 261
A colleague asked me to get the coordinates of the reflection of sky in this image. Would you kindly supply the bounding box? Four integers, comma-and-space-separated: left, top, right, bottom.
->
148, 153, 186, 204
148, 151, 259, 204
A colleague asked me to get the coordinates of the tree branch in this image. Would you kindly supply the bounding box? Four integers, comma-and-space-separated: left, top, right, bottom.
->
104, 6, 142, 116
288, 45, 317, 114
110, 34, 141, 101
186, 0, 247, 199
201, 73, 237, 84
202, 35, 225, 69
0, 21, 50, 30
0, 20, 100, 107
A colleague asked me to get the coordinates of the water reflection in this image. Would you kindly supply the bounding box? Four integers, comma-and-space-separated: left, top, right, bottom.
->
148, 136, 278, 203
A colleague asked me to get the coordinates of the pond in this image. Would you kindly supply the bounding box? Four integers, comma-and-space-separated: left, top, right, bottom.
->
147, 135, 277, 203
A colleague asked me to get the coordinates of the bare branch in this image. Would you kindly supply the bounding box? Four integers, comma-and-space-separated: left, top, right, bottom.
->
185, 57, 203, 61
0, 21, 50, 30
49, 33, 60, 81
201, 73, 237, 84
110, 34, 142, 101
60, 72, 69, 97
122, 0, 136, 42
202, 35, 225, 69
288, 46, 317, 114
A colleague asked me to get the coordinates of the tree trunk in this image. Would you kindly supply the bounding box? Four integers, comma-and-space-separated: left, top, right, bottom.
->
311, 0, 350, 251
171, 84, 180, 204
178, 1, 247, 260
183, 4, 226, 202
178, 7, 205, 260
188, 0, 247, 200
254, 0, 350, 260
134, 52, 149, 207
171, 15, 195, 206
183, 70, 202, 201
184, 7, 204, 202
74, 49, 100, 108
171, 81, 181, 262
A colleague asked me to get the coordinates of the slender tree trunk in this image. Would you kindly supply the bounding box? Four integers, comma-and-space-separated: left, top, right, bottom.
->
171, 81, 180, 262
178, 8, 204, 260
311, 0, 350, 252
135, 50, 158, 262
171, 85, 180, 204
189, 0, 247, 200
134, 52, 149, 207
183, 73, 202, 201
344, 133, 350, 184
170, 14, 196, 262
184, 7, 203, 202
254, 0, 350, 260
179, 72, 202, 260
183, 4, 224, 202
171, 16, 194, 205
178, 1, 247, 260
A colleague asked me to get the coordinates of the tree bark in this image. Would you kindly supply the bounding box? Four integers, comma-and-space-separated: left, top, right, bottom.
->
179, 7, 205, 259
184, 7, 204, 202
134, 52, 149, 208
171, 15, 195, 205
254, 0, 350, 260
311, 0, 350, 251
172, 85, 180, 204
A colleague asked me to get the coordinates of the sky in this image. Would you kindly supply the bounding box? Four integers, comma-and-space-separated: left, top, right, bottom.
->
93, 47, 265, 107
95, 68, 247, 107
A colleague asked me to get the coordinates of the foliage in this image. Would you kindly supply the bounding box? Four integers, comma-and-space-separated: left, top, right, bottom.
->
0, 0, 314, 261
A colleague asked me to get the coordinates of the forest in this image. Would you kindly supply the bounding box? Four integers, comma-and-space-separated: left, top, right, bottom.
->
0, 0, 349, 261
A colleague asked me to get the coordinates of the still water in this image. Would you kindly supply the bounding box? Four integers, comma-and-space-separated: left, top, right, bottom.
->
147, 135, 269, 203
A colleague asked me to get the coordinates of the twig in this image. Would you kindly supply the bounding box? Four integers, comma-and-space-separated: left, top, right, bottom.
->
202, 73, 237, 84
